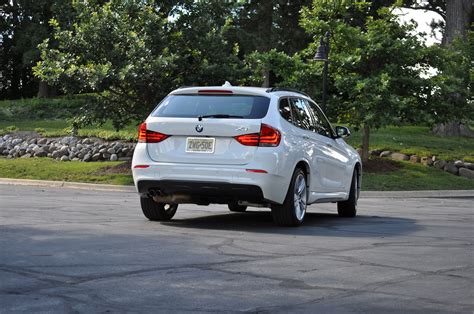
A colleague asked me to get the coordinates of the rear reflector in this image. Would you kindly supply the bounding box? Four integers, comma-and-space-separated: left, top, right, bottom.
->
246, 169, 267, 173
198, 89, 233, 95
134, 165, 150, 169
234, 124, 281, 147
138, 122, 169, 143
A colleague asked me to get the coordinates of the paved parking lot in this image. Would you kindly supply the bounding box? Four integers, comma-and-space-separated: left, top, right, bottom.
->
0, 184, 473, 313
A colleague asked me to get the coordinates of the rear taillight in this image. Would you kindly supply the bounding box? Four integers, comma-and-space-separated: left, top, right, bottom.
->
234, 124, 281, 147
138, 122, 169, 143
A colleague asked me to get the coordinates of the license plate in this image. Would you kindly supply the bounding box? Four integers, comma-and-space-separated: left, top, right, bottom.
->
186, 137, 215, 153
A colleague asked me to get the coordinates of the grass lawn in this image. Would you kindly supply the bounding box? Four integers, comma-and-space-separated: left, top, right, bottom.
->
0, 158, 133, 185
1, 157, 473, 191
362, 160, 474, 190
346, 125, 474, 162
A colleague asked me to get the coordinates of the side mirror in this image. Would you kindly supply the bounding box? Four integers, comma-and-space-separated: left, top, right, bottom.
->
335, 126, 351, 138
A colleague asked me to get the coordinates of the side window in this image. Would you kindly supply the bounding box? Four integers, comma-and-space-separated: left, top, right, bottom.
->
306, 100, 333, 138
290, 98, 313, 131
278, 98, 293, 123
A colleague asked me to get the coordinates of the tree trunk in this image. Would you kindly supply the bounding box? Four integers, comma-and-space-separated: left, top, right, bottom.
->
37, 81, 50, 98
443, 0, 472, 46
434, 0, 473, 136
361, 125, 370, 163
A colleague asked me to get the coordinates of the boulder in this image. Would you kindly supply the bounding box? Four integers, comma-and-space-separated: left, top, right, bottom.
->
83, 153, 92, 162
20, 153, 32, 158
464, 163, 474, 171
380, 151, 391, 158
443, 163, 458, 175
110, 154, 118, 161
391, 153, 409, 161
37, 138, 48, 145
420, 157, 433, 166
459, 168, 474, 179
409, 155, 420, 163
454, 160, 465, 168
60, 155, 70, 161
34, 148, 47, 157
99, 147, 107, 154
91, 153, 101, 161
51, 150, 61, 159
107, 148, 116, 154
433, 160, 447, 169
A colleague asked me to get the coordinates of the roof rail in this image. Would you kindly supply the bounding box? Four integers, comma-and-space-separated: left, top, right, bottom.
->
266, 87, 310, 98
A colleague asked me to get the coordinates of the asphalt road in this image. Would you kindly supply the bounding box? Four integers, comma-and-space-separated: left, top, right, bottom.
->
0, 184, 473, 313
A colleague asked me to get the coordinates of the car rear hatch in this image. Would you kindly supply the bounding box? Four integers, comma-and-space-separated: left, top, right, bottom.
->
144, 91, 271, 165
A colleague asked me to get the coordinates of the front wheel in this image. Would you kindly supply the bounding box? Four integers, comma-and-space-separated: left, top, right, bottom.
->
271, 168, 307, 226
337, 170, 359, 217
140, 197, 178, 221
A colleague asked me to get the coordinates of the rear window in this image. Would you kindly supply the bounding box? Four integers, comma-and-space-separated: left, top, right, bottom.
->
151, 95, 270, 119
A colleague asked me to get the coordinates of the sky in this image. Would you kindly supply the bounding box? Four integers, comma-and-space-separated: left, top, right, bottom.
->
395, 8, 444, 45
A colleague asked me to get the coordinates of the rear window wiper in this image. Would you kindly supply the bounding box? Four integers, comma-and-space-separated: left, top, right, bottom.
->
198, 114, 244, 121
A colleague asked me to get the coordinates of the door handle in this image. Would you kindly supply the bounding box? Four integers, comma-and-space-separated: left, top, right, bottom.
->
326, 143, 333, 148
302, 135, 310, 140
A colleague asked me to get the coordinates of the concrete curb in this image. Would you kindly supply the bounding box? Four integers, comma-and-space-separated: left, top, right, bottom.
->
0, 178, 135, 193
0, 178, 473, 198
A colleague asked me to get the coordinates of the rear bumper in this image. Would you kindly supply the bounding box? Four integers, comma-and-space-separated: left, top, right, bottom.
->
132, 163, 287, 204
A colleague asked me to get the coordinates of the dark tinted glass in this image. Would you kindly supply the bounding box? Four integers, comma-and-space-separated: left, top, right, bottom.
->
278, 98, 293, 123
306, 100, 333, 138
290, 98, 313, 130
151, 95, 270, 119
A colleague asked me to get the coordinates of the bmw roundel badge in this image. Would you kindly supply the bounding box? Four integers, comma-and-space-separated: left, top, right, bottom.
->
195, 124, 203, 133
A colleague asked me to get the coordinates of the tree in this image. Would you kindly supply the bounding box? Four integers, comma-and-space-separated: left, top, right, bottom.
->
403, 0, 474, 136
299, 1, 429, 162
34, 0, 242, 129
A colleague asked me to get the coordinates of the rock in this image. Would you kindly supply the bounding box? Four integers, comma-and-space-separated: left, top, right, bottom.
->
110, 154, 118, 161
459, 168, 474, 179
464, 162, 474, 170
443, 163, 458, 175
433, 160, 447, 169
409, 155, 420, 163
72, 157, 80, 161
391, 153, 409, 161
20, 153, 32, 158
453, 160, 464, 168
99, 148, 107, 154
58, 146, 69, 156
37, 138, 48, 145
369, 149, 382, 156
91, 153, 101, 161
51, 150, 61, 159
118, 157, 132, 161
107, 148, 115, 154
102, 153, 111, 159
34, 148, 47, 157
11, 139, 22, 146
60, 155, 70, 161
83, 153, 92, 162
420, 157, 433, 166
380, 151, 391, 158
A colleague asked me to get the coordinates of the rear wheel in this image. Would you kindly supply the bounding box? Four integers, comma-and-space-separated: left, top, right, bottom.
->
228, 202, 247, 212
337, 170, 358, 217
140, 197, 178, 221
271, 168, 307, 226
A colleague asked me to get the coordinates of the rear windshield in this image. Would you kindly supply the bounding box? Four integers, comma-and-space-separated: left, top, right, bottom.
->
151, 95, 270, 119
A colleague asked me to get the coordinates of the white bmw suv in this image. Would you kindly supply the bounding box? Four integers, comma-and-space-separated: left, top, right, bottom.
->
132, 84, 361, 226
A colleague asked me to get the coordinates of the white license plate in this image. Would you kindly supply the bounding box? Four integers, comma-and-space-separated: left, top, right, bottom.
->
186, 137, 215, 153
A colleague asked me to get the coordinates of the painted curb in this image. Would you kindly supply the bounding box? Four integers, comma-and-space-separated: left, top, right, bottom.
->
0, 178, 473, 198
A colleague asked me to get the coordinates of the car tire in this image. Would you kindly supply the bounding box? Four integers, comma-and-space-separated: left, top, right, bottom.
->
271, 168, 307, 227
228, 202, 247, 212
140, 197, 178, 221
337, 170, 358, 217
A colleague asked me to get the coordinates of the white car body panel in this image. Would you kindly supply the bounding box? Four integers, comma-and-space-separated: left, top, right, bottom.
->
132, 86, 361, 206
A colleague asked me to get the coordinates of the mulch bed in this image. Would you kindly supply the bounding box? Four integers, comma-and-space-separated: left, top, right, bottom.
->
94, 161, 132, 175
363, 157, 402, 173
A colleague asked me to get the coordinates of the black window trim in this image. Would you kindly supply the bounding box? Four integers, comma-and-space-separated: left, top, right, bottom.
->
305, 98, 336, 139
277, 96, 295, 125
